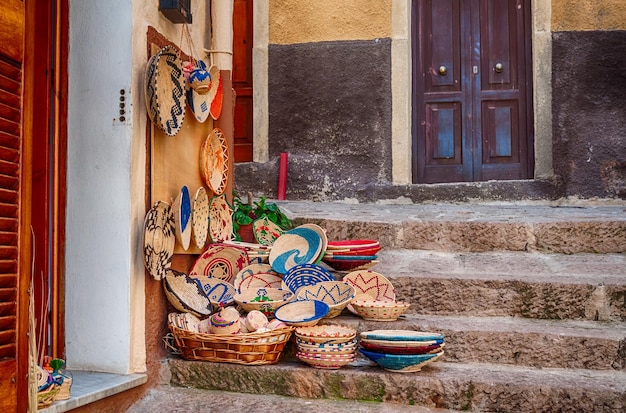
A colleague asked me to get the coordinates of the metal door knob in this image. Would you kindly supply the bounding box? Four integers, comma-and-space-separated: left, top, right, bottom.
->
438, 65, 447, 76
495, 63, 504, 73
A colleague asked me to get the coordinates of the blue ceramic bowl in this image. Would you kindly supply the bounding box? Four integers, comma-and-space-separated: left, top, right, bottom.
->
359, 348, 444, 372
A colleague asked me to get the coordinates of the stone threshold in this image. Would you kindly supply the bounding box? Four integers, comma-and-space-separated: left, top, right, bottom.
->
39, 370, 147, 413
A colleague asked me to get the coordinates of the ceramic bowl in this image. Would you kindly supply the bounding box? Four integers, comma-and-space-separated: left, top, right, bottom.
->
296, 281, 355, 318
233, 287, 295, 318
274, 300, 329, 327
350, 300, 410, 321
359, 349, 444, 372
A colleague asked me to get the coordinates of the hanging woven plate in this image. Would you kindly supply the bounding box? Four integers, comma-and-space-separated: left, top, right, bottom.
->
209, 64, 223, 120
191, 186, 209, 249
189, 243, 250, 284
172, 185, 192, 250
269, 226, 324, 274
143, 201, 176, 280
144, 45, 186, 136
200, 128, 229, 195
208, 194, 233, 243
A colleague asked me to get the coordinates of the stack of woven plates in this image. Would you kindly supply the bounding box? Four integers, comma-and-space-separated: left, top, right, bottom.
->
358, 329, 445, 373
294, 324, 358, 369
322, 239, 381, 272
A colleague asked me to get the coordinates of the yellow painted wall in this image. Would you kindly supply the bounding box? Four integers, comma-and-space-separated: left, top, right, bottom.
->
552, 0, 626, 31
269, 0, 391, 45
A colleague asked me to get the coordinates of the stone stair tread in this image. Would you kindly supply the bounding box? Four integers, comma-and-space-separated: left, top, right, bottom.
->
325, 313, 626, 341
168, 358, 626, 411
278, 200, 626, 224
371, 249, 626, 284
129, 386, 459, 413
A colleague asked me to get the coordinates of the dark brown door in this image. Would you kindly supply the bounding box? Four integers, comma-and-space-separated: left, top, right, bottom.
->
232, 0, 253, 162
413, 0, 533, 183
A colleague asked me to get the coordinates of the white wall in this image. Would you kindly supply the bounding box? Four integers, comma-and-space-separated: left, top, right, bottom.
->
66, 0, 137, 373
66, 0, 213, 374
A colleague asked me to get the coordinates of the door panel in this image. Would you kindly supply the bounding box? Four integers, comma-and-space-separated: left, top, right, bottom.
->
232, 0, 253, 162
414, 0, 532, 183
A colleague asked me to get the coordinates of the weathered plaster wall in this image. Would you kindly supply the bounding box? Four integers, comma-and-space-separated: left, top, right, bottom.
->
269, 0, 391, 44
552, 0, 626, 31
551, 1, 626, 198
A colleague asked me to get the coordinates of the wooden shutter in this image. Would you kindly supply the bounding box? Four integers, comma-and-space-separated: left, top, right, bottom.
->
0, 1, 26, 412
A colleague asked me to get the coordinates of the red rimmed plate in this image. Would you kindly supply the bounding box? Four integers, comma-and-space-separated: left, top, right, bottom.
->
143, 201, 176, 280
189, 243, 250, 284
200, 128, 229, 195
360, 341, 445, 355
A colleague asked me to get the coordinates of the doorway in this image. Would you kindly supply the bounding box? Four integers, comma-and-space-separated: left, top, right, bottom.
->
233, 0, 253, 162
413, 0, 533, 183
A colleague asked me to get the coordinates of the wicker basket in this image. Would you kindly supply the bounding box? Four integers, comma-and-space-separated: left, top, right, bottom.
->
38, 384, 60, 409
54, 374, 72, 401
169, 324, 293, 365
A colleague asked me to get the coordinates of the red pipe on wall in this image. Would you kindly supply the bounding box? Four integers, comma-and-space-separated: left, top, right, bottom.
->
278, 152, 288, 200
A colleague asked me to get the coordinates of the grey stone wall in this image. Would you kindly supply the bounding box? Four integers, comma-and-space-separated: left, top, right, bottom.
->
552, 31, 626, 199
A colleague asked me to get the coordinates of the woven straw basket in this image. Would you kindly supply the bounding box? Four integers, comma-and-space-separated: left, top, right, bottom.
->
170, 325, 293, 365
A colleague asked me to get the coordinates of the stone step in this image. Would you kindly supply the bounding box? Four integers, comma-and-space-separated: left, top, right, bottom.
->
128, 386, 459, 413
317, 314, 626, 370
167, 358, 626, 412
279, 200, 626, 253
364, 249, 626, 321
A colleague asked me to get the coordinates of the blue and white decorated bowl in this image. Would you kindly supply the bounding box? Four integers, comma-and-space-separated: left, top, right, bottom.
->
282, 264, 335, 293
269, 227, 324, 274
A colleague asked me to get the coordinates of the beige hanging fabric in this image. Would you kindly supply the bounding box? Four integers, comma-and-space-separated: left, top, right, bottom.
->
205, 0, 234, 74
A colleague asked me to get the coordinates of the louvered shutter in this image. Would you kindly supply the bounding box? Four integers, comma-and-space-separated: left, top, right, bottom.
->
0, 1, 25, 411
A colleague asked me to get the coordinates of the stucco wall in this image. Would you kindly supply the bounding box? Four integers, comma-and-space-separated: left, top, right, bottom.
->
552, 0, 626, 31
269, 0, 391, 44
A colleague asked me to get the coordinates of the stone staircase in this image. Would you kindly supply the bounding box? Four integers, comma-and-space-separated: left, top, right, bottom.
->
166, 201, 626, 412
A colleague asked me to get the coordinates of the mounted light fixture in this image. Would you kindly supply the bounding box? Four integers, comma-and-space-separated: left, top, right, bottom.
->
159, 0, 192, 24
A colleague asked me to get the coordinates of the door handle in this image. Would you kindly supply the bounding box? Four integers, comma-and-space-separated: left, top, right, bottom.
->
438, 65, 447, 76
495, 63, 504, 73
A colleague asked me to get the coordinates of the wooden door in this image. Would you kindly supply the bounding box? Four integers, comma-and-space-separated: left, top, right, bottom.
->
413, 0, 533, 183
0, 1, 28, 411
232, 0, 253, 162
